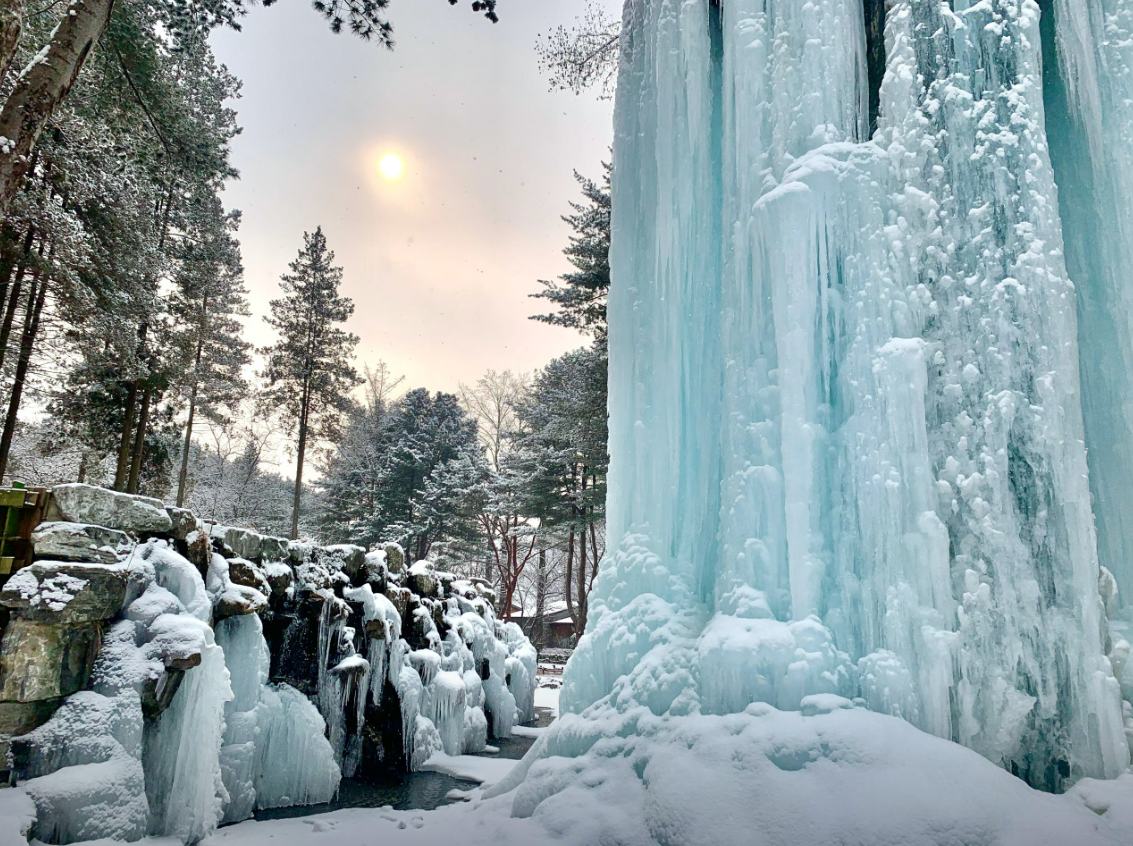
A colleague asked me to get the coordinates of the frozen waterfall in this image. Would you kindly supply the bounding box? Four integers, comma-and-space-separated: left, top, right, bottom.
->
562, 0, 1133, 791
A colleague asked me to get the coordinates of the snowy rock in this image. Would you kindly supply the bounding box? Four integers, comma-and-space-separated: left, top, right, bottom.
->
182, 529, 213, 571
165, 507, 202, 541
0, 699, 63, 767
263, 561, 293, 597
287, 539, 314, 566
226, 557, 271, 596
324, 544, 365, 580
260, 535, 289, 563
383, 543, 406, 575
30, 523, 133, 566
362, 549, 388, 588
210, 525, 263, 562
408, 561, 438, 598
213, 584, 268, 620
47, 484, 172, 535
0, 561, 129, 623
0, 621, 101, 702
799, 694, 855, 716
11, 690, 148, 844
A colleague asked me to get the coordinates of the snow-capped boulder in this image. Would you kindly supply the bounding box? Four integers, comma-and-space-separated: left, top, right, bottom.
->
30, 523, 132, 566
0, 561, 130, 624
226, 557, 271, 596
46, 484, 172, 535
383, 542, 406, 575
164, 507, 201, 541
323, 544, 365, 580
210, 525, 263, 562
408, 560, 438, 598
260, 535, 289, 563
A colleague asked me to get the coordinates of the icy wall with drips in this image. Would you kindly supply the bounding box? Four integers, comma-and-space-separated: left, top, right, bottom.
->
0, 489, 536, 845
562, 0, 1133, 793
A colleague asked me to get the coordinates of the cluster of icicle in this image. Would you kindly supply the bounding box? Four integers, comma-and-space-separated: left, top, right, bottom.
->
13, 540, 536, 844
560, 0, 1133, 793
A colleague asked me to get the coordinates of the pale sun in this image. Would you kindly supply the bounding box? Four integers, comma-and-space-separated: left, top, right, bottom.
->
379, 153, 404, 181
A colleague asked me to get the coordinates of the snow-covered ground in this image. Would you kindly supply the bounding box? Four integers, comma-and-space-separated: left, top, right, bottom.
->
138, 704, 1133, 846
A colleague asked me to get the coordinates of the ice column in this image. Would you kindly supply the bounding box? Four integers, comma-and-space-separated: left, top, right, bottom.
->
564, 0, 1131, 791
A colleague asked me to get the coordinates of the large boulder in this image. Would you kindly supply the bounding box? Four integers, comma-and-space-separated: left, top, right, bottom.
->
47, 484, 172, 535
0, 561, 130, 623
210, 525, 264, 562
324, 544, 365, 580
213, 585, 268, 621
227, 557, 271, 596
165, 507, 202, 541
263, 561, 293, 598
0, 620, 101, 702
30, 522, 133, 565
407, 560, 438, 598
260, 536, 289, 563
384, 543, 406, 575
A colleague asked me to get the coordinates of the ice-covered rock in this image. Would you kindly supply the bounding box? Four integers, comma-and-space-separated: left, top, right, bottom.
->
210, 525, 263, 562
47, 484, 172, 535
165, 508, 202, 542
0, 561, 129, 623
30, 523, 133, 566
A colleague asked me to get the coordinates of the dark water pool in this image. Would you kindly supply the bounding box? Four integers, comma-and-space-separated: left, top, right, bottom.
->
251, 707, 554, 821
251, 771, 480, 821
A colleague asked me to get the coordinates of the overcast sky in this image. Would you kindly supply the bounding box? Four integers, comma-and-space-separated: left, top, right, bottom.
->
210, 0, 617, 394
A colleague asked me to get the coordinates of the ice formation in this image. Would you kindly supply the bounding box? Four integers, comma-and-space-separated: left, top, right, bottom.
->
6, 525, 535, 845
556, 0, 1133, 797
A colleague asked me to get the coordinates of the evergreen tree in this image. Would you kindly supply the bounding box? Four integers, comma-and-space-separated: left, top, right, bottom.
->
171, 188, 251, 506
531, 163, 611, 338
513, 343, 608, 635
261, 226, 361, 539
316, 384, 483, 559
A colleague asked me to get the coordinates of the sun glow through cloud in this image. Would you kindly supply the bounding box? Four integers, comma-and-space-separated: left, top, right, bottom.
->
379, 153, 404, 180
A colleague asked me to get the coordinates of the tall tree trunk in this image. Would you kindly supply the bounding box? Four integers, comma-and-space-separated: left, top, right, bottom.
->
0, 228, 37, 374
290, 391, 310, 540
114, 324, 147, 491
564, 524, 575, 630
0, 0, 115, 216
126, 382, 152, 494
176, 301, 207, 507
0, 0, 23, 86
577, 522, 587, 639
0, 258, 25, 374
114, 382, 137, 491
176, 385, 198, 507
0, 271, 45, 480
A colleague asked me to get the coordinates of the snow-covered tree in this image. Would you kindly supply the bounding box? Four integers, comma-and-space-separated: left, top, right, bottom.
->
513, 343, 608, 636
530, 164, 611, 339
261, 226, 360, 539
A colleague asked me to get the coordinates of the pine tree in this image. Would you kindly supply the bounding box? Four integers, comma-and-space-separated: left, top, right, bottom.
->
513, 343, 608, 635
261, 227, 361, 539
531, 164, 611, 338
171, 188, 251, 507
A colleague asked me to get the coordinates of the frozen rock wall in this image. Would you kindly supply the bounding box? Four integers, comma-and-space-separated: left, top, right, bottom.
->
0, 484, 536, 844
562, 0, 1133, 795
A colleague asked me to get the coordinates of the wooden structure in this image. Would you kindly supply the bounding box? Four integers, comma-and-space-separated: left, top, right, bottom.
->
0, 484, 48, 577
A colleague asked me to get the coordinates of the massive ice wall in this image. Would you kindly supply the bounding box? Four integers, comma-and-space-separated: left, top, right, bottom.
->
564, 0, 1133, 791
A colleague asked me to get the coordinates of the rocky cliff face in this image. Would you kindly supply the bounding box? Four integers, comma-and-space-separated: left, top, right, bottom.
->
0, 483, 536, 844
